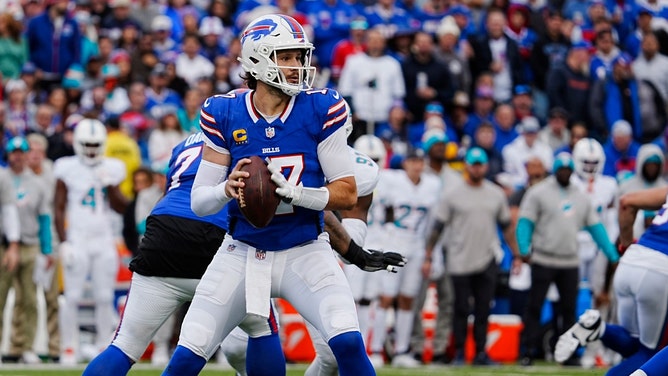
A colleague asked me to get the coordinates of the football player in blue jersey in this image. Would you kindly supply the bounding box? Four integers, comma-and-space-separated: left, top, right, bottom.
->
555, 186, 668, 375
81, 132, 285, 376
161, 13, 376, 376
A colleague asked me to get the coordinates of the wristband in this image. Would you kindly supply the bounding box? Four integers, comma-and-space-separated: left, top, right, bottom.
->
294, 186, 329, 211
343, 239, 365, 268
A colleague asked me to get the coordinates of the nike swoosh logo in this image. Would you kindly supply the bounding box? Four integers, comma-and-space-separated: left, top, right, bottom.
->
204, 98, 211, 107
333, 91, 340, 99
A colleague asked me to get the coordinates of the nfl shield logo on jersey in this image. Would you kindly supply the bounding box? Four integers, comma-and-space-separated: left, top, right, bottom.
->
255, 250, 266, 260
265, 127, 275, 138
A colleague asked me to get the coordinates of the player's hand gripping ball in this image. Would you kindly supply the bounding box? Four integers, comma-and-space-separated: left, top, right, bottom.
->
236, 156, 281, 228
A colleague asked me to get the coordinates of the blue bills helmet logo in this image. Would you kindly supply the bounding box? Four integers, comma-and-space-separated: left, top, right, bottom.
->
241, 18, 278, 44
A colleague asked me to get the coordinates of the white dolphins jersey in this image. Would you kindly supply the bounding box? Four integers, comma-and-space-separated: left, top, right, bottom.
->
365, 168, 399, 250
349, 146, 380, 198
384, 171, 441, 241
53, 156, 126, 234
572, 174, 619, 258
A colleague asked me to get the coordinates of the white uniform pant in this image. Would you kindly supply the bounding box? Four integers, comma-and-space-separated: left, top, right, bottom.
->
614, 245, 668, 349
112, 274, 199, 361
379, 235, 424, 298
178, 234, 360, 360
112, 273, 275, 362
61, 231, 118, 352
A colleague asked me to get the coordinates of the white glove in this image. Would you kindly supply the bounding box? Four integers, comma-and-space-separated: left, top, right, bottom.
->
266, 159, 329, 211
266, 159, 300, 203
59, 241, 76, 268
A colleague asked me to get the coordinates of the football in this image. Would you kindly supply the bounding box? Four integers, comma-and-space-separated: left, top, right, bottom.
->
237, 155, 281, 228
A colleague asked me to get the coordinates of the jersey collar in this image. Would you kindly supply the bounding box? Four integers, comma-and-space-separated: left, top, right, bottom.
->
245, 91, 296, 124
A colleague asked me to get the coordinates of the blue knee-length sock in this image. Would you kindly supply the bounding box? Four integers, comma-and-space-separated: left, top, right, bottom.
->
247, 333, 286, 376
161, 345, 207, 376
639, 346, 668, 376
329, 332, 375, 376
600, 323, 641, 357
606, 345, 655, 376
82, 345, 133, 376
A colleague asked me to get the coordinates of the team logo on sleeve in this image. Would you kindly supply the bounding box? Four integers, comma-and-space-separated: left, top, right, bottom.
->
241, 19, 278, 44
265, 127, 275, 139
233, 129, 248, 144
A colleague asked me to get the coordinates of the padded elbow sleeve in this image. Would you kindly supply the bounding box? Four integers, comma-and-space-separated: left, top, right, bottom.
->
342, 218, 367, 247
191, 160, 230, 216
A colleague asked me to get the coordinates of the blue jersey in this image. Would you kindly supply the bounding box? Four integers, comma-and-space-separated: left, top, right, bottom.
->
637, 201, 668, 256
151, 132, 228, 231
199, 89, 348, 251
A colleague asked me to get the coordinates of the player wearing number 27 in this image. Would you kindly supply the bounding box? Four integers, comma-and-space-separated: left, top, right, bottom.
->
161, 13, 375, 376
53, 118, 127, 364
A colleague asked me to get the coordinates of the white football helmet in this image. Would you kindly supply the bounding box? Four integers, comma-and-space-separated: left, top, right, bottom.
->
354, 135, 386, 167
573, 138, 605, 179
73, 118, 107, 166
238, 14, 316, 96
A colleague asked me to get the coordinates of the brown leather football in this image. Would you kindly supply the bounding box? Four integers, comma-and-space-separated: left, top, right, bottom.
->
237, 155, 280, 228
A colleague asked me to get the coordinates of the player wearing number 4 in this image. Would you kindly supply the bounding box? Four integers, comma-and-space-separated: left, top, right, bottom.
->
83, 131, 284, 376
53, 118, 128, 365
161, 14, 376, 376
555, 185, 668, 376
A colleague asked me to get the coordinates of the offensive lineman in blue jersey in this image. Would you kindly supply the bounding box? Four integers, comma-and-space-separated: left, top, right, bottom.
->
555, 186, 668, 376
82, 132, 285, 376
162, 14, 375, 376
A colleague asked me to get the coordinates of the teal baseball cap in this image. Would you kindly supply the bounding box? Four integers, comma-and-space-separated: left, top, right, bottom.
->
6, 137, 29, 153
465, 147, 488, 165
553, 152, 575, 171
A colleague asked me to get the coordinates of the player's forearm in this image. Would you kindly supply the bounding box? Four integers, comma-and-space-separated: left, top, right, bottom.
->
108, 186, 129, 214
324, 177, 357, 211
324, 211, 352, 254
619, 187, 668, 212
54, 210, 66, 243
618, 203, 638, 246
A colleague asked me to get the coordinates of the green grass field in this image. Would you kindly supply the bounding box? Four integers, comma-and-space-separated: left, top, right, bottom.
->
0, 363, 608, 376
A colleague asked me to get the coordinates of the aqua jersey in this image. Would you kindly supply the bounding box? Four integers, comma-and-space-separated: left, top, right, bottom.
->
151, 132, 228, 231
199, 88, 347, 251
637, 198, 668, 256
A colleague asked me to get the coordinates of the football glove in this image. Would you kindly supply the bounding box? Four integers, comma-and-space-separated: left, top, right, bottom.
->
266, 158, 329, 211
343, 239, 407, 273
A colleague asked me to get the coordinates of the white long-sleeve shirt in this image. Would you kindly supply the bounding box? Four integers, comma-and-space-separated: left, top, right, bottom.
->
502, 136, 554, 189
337, 52, 405, 123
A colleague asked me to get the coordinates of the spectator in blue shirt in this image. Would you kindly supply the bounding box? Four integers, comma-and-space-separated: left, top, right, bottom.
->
602, 120, 641, 179
26, 0, 81, 90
